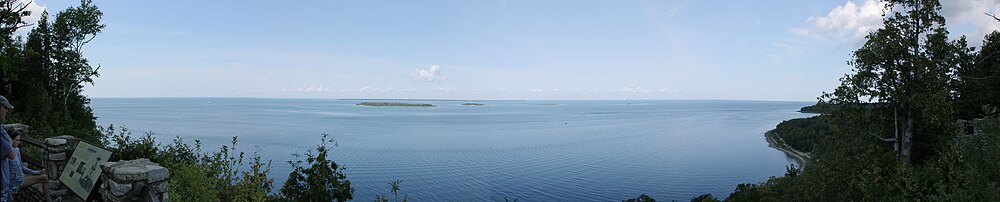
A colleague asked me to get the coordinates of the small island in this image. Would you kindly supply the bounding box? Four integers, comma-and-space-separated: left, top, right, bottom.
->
356, 102, 436, 107
461, 103, 485, 106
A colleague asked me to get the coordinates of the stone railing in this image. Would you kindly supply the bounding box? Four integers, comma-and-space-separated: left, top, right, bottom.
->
37, 135, 170, 202
99, 158, 169, 202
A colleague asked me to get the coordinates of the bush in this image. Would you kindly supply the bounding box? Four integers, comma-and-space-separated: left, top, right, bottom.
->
104, 125, 272, 202
277, 133, 353, 202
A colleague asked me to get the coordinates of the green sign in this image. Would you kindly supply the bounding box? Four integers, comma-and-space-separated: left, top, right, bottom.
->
59, 141, 112, 199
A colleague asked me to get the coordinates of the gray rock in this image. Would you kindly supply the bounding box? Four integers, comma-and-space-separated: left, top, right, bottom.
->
50, 188, 67, 197
150, 181, 169, 193
111, 165, 148, 182
107, 180, 132, 196
103, 158, 171, 182
47, 152, 67, 161
52, 135, 78, 141
48, 181, 65, 189
145, 165, 169, 182
46, 145, 70, 152
2, 124, 29, 135
45, 138, 68, 146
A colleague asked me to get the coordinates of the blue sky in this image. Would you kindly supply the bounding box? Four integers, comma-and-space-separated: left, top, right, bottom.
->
19, 0, 1000, 101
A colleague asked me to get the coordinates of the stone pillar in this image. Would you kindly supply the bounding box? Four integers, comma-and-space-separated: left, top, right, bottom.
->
98, 158, 170, 202
43, 135, 82, 201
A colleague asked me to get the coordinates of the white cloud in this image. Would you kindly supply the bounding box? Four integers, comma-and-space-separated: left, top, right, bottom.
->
283, 85, 330, 93
15, 0, 46, 34
803, 0, 888, 44
799, 0, 1000, 47
940, 0, 1000, 46
434, 86, 456, 92
410, 64, 448, 82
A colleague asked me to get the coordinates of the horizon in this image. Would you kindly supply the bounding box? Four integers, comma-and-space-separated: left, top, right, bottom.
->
16, 0, 1000, 101
86, 96, 817, 102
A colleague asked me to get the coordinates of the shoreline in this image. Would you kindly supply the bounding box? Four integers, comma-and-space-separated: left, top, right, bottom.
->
764, 131, 810, 169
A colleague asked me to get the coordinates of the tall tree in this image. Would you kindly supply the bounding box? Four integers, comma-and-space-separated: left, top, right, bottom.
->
823, 0, 963, 164
0, 0, 104, 143
955, 31, 1000, 119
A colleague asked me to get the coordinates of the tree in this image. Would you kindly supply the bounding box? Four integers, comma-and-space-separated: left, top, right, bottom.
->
823, 0, 963, 164
0, 0, 104, 143
954, 31, 1000, 119
279, 134, 353, 202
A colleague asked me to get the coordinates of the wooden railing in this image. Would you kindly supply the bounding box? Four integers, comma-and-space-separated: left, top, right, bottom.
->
19, 136, 47, 168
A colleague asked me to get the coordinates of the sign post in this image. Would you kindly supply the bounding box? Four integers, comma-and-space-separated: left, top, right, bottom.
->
59, 141, 113, 199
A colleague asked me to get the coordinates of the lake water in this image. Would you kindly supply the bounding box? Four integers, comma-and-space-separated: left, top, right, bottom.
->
91, 98, 811, 201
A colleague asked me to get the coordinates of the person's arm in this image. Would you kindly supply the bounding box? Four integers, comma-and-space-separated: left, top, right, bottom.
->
0, 133, 13, 160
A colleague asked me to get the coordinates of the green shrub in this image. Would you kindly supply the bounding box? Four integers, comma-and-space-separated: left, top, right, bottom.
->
278, 133, 353, 202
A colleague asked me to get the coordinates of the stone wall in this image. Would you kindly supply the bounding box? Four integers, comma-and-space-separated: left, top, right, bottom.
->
99, 158, 170, 202
43, 135, 83, 201
41, 135, 171, 202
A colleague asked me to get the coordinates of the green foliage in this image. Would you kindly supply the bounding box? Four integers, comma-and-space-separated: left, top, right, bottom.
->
954, 31, 1000, 119
373, 180, 407, 202
103, 125, 158, 161
690, 194, 720, 202
621, 194, 656, 202
823, 0, 961, 164
105, 126, 273, 202
279, 133, 353, 202
0, 0, 103, 144
770, 116, 827, 153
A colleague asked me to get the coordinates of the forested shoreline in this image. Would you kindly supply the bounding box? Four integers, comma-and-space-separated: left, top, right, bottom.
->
632, 0, 1000, 201
6, 0, 1000, 201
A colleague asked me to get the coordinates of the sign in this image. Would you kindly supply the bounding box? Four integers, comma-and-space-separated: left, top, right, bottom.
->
59, 141, 112, 199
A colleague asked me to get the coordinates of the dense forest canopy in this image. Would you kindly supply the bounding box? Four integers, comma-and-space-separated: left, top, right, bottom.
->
676, 0, 1000, 201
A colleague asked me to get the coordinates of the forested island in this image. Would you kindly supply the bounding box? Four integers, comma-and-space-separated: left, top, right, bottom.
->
356, 102, 436, 107
461, 103, 485, 106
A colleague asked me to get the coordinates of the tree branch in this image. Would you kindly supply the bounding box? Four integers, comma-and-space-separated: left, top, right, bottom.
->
867, 132, 897, 142
988, 12, 1000, 23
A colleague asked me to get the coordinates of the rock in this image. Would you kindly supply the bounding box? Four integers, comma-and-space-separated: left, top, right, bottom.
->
102, 158, 169, 182
46, 145, 70, 153
50, 188, 67, 197
45, 138, 68, 146
47, 152, 67, 161
1, 124, 29, 135
150, 181, 168, 193
145, 165, 169, 182
48, 181, 65, 189
52, 135, 78, 141
107, 180, 132, 197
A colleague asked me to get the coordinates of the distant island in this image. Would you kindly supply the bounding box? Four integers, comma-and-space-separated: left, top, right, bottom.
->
461, 103, 485, 106
356, 102, 436, 107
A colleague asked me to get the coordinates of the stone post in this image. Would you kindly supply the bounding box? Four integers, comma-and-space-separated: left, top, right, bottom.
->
98, 158, 170, 202
43, 135, 82, 201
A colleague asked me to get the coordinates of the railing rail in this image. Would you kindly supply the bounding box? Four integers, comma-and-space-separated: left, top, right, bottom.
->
19, 136, 47, 168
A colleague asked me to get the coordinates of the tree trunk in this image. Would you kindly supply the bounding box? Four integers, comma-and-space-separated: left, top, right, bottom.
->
902, 112, 914, 164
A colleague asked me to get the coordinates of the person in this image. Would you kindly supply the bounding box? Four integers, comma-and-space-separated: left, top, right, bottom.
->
0, 96, 14, 202
7, 130, 51, 202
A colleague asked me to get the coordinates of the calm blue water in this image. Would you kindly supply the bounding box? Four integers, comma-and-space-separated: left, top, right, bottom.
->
91, 98, 811, 201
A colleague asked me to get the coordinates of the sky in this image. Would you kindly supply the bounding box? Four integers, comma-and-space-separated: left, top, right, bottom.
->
16, 0, 1000, 101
